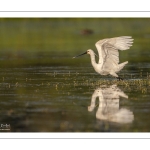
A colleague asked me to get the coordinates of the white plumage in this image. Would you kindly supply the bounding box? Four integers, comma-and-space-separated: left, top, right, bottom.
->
73, 36, 134, 80
88, 85, 134, 124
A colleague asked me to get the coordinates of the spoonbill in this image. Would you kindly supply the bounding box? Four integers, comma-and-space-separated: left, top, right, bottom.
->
73, 36, 134, 80
88, 85, 134, 124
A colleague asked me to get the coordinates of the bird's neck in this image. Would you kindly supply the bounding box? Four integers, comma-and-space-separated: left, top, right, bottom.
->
90, 53, 97, 67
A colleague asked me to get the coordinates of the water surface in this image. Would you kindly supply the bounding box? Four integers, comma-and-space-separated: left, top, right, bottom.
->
0, 59, 150, 132
0, 18, 150, 132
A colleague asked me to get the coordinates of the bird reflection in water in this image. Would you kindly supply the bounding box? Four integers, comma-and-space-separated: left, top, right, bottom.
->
88, 85, 134, 124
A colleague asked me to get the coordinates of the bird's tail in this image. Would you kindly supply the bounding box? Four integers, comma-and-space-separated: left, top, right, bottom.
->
117, 61, 128, 72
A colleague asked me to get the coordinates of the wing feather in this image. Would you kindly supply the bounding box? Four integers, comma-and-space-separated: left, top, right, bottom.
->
101, 43, 119, 71
95, 36, 134, 66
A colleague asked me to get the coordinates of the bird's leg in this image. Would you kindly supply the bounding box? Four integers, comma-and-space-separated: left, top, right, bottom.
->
110, 72, 123, 80
116, 76, 123, 81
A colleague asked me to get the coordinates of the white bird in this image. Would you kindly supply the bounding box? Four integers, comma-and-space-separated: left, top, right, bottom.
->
88, 85, 134, 124
73, 36, 134, 80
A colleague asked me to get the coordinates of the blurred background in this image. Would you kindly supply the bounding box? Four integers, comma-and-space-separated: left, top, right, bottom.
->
0, 18, 149, 67
0, 18, 150, 132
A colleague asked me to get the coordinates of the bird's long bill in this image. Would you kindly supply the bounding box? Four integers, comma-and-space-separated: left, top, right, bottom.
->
73, 51, 87, 58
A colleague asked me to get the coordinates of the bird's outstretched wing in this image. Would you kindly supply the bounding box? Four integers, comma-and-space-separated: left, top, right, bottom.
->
95, 36, 134, 65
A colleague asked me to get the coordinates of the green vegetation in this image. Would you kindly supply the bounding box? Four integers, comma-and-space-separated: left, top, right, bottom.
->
0, 18, 150, 67
0, 18, 150, 132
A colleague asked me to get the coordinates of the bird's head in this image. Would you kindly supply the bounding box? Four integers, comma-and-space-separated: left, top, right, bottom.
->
87, 49, 93, 55
73, 49, 97, 58
88, 106, 95, 112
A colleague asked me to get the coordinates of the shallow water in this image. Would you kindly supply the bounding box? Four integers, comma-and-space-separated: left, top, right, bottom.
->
0, 18, 150, 132
0, 59, 150, 132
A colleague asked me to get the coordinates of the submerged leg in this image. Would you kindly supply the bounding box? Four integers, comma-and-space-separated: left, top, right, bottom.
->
116, 76, 123, 81
110, 72, 123, 81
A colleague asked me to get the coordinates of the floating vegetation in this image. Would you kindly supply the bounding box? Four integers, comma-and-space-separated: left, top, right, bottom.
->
1, 18, 150, 132
0, 71, 150, 94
